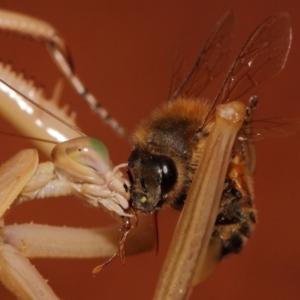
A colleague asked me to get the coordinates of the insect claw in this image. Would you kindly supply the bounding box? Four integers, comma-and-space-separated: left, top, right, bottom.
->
92, 216, 133, 275
92, 253, 118, 276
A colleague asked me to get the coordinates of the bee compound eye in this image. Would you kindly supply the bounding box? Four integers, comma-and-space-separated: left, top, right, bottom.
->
160, 156, 177, 194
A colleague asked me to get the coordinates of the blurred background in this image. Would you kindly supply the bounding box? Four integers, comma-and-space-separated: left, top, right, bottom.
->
0, 0, 299, 299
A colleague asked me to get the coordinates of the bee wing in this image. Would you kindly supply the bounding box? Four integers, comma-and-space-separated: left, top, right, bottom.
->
202, 13, 292, 127
169, 11, 236, 101
239, 115, 298, 174
241, 117, 300, 140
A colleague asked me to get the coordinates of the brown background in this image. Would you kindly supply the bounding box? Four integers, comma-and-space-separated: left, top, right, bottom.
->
0, 0, 299, 299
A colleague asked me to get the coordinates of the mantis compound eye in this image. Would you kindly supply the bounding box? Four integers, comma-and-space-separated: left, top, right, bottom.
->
65, 137, 111, 173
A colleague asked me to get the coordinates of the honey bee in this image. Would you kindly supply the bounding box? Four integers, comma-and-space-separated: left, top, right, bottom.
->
127, 12, 292, 258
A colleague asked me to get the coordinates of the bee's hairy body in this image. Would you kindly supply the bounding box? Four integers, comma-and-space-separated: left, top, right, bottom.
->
128, 98, 256, 258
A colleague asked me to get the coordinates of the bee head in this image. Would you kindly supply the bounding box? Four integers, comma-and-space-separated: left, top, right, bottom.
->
127, 149, 177, 214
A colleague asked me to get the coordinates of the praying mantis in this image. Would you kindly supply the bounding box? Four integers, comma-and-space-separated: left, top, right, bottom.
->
0, 2, 299, 300
0, 8, 161, 300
